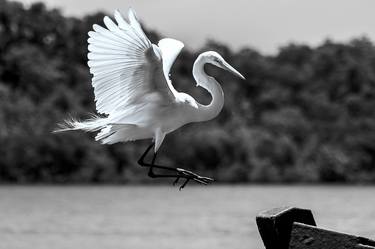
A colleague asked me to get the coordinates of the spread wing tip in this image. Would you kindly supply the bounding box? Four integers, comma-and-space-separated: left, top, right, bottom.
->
158, 38, 185, 53
128, 7, 137, 20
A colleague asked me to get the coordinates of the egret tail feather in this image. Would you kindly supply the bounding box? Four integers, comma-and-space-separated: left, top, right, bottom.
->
53, 115, 107, 133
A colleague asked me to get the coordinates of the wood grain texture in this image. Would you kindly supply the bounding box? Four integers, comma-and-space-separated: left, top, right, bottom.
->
289, 222, 375, 249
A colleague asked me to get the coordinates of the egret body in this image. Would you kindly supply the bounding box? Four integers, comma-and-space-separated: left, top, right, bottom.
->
56, 9, 244, 189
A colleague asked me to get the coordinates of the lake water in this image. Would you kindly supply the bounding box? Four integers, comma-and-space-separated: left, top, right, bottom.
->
0, 185, 374, 249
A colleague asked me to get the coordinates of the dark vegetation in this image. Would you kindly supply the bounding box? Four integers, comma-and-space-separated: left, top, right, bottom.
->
1, 0, 375, 183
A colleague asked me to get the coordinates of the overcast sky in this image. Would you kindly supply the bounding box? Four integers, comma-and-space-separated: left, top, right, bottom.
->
16, 0, 375, 54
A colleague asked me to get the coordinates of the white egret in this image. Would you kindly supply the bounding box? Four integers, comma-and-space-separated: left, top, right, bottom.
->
56, 8, 244, 189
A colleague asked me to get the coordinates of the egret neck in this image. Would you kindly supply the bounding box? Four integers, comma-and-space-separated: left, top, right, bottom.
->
192, 54, 225, 123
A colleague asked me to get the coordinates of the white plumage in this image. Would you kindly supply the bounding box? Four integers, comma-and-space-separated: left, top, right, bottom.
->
56, 9, 244, 187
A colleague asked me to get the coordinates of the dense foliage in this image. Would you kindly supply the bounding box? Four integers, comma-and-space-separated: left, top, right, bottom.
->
1, 0, 375, 183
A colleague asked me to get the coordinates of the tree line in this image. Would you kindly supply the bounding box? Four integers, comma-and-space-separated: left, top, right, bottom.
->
1, 0, 375, 183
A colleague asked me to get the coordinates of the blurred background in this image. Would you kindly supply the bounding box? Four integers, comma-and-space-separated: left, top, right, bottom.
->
1, 0, 375, 249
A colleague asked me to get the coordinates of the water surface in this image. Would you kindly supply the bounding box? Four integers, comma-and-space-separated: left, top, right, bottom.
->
0, 185, 374, 249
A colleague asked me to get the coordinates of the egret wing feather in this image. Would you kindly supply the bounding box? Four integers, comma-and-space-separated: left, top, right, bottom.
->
158, 38, 184, 95
88, 9, 180, 116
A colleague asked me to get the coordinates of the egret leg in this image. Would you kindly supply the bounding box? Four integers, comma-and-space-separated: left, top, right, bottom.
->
137, 143, 214, 189
137, 143, 180, 174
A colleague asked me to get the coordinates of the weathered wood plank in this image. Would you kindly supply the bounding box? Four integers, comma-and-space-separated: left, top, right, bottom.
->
289, 222, 375, 249
256, 207, 316, 249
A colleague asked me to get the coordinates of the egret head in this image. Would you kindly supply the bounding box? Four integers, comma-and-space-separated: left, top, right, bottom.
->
202, 51, 245, 80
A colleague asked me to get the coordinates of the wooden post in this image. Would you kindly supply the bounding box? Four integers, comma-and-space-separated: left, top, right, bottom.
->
256, 207, 316, 249
256, 207, 375, 249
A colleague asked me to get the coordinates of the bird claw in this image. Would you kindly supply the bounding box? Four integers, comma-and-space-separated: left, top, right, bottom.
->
173, 176, 180, 186
174, 168, 214, 190
179, 179, 190, 191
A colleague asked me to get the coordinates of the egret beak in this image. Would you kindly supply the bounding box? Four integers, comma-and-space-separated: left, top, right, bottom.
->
221, 61, 245, 80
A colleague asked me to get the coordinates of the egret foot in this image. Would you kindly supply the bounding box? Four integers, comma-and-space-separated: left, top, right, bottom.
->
175, 168, 214, 190
172, 176, 180, 186
138, 143, 214, 189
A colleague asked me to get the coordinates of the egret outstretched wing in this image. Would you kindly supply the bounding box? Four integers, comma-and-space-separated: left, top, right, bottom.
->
158, 38, 184, 95
88, 9, 184, 115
